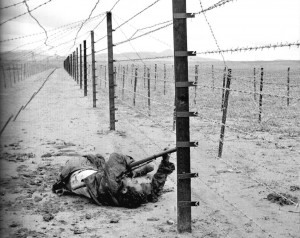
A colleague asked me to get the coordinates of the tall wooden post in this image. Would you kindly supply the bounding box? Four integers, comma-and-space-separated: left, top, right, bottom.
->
172, 0, 198, 232
221, 66, 227, 110
16, 65, 20, 82
83, 40, 88, 96
218, 69, 231, 158
287, 67, 290, 106
107, 12, 116, 130
1, 66, 6, 88
12, 65, 16, 84
80, 44, 83, 89
147, 68, 151, 115
91, 31, 97, 107
259, 67, 264, 123
133, 67, 138, 106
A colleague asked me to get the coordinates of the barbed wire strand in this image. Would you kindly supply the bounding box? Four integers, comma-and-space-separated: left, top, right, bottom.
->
24, 0, 51, 48
198, 0, 227, 67
0, 0, 55, 26
0, 0, 32, 10
195, 0, 237, 15
71, 0, 102, 50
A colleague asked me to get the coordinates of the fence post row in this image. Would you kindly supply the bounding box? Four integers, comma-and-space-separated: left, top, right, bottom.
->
287, 67, 290, 106
258, 67, 264, 123
218, 68, 232, 158
107, 11, 116, 130
1, 66, 7, 88
80, 44, 83, 89
83, 40, 88, 96
91, 30, 97, 108
76, 47, 79, 84
71, 52, 73, 78
172, 0, 199, 233
73, 51, 76, 80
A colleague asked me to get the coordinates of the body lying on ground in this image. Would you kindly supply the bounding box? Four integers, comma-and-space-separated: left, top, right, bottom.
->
52, 151, 175, 208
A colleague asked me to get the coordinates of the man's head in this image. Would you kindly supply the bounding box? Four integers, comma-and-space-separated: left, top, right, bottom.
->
116, 178, 147, 208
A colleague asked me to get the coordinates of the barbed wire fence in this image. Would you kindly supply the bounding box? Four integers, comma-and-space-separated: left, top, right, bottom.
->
1, 0, 299, 236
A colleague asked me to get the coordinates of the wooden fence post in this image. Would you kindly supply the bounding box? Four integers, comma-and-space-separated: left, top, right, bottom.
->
258, 67, 264, 123
173, 0, 198, 232
218, 68, 231, 158
91, 31, 97, 107
122, 66, 125, 100
17, 65, 20, 82
99, 65, 102, 88
12, 65, 16, 84
131, 64, 134, 85
221, 66, 227, 110
147, 68, 151, 115
83, 40, 88, 96
1, 66, 7, 88
253, 67, 256, 101
287, 67, 290, 106
107, 11, 116, 130
133, 68, 138, 106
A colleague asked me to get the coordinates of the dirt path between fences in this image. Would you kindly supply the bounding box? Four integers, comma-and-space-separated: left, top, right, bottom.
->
0, 68, 299, 238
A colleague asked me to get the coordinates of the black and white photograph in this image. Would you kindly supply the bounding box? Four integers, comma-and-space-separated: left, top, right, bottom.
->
0, 0, 299, 237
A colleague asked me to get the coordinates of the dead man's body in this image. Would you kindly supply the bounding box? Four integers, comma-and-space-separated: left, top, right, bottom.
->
52, 152, 175, 208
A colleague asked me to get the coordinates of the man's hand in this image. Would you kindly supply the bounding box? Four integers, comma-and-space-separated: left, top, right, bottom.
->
162, 147, 171, 162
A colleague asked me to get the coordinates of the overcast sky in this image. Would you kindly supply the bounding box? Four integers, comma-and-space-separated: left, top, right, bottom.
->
0, 0, 300, 61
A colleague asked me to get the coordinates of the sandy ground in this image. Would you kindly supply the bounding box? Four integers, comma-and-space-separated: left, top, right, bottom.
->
0, 68, 299, 238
